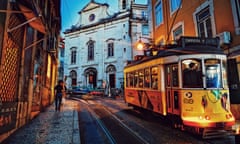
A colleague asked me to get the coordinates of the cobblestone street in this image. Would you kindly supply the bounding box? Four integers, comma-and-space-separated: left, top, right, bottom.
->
2, 99, 80, 144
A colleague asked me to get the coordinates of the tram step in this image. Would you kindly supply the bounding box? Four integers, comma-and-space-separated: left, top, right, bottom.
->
203, 127, 234, 139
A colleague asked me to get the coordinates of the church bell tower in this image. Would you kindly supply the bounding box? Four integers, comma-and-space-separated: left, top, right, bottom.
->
118, 0, 134, 12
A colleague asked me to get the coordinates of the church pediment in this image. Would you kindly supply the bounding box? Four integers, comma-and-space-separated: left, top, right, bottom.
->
80, 1, 109, 13
82, 3, 99, 12
76, 1, 110, 27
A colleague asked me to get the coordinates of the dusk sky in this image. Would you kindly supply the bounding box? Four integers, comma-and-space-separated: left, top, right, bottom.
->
61, 0, 147, 36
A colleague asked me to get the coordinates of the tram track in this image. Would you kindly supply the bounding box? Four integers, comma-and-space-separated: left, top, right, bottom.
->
94, 98, 236, 144
85, 102, 116, 144
72, 96, 236, 144
93, 104, 149, 144
72, 97, 147, 144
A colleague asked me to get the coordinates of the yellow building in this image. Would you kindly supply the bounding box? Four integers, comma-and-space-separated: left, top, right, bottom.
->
149, 0, 240, 119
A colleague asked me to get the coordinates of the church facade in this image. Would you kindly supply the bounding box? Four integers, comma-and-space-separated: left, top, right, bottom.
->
64, 0, 148, 90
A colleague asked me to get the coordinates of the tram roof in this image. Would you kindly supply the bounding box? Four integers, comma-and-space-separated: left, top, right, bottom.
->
126, 37, 225, 67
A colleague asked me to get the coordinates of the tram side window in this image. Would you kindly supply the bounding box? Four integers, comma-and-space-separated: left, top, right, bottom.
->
139, 70, 144, 88
151, 66, 158, 89
144, 68, 150, 88
222, 60, 228, 88
172, 65, 179, 87
205, 59, 222, 88
126, 73, 133, 87
128, 72, 134, 87
126, 73, 129, 87
182, 59, 202, 88
134, 71, 139, 87
166, 66, 171, 87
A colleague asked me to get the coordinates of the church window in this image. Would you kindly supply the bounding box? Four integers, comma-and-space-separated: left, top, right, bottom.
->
70, 47, 77, 64
108, 42, 114, 57
87, 40, 94, 60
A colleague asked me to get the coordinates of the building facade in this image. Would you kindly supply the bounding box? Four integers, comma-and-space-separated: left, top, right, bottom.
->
0, 0, 61, 142
58, 37, 65, 81
149, 0, 240, 119
64, 0, 148, 90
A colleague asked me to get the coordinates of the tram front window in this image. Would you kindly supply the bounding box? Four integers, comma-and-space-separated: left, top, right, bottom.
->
182, 59, 203, 88
205, 59, 222, 88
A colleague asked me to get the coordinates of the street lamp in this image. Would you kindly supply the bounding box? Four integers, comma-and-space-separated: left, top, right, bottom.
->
137, 39, 145, 50
136, 36, 156, 56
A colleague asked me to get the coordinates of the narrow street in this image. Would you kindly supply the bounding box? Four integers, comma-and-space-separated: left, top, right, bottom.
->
1, 0, 240, 143
2, 95, 238, 144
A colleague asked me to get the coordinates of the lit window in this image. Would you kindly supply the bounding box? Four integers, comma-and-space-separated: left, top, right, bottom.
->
151, 66, 158, 89
155, 0, 163, 26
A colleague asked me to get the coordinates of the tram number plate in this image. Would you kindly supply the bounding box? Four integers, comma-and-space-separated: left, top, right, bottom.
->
183, 98, 193, 104
216, 122, 225, 127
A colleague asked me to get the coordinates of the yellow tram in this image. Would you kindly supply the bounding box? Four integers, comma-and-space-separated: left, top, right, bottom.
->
123, 37, 235, 138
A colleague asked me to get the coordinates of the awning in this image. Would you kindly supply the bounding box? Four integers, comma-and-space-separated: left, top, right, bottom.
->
18, 4, 46, 34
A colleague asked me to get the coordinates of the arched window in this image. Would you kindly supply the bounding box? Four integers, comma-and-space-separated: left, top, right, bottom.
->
106, 65, 116, 73
106, 38, 115, 57
70, 70, 77, 86
87, 40, 94, 60
108, 42, 114, 57
70, 47, 77, 64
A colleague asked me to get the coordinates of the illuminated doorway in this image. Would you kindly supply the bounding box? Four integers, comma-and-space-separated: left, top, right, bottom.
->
84, 67, 97, 88
106, 65, 116, 88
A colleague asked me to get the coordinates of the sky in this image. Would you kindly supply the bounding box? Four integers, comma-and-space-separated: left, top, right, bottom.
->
61, 0, 147, 36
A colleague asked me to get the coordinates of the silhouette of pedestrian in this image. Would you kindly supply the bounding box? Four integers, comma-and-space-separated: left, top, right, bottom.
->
54, 80, 66, 111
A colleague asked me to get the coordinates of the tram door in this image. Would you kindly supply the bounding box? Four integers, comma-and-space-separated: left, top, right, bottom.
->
165, 64, 180, 115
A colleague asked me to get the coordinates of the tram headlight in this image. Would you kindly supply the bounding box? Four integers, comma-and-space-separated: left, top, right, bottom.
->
226, 114, 233, 119
198, 115, 211, 120
205, 115, 211, 120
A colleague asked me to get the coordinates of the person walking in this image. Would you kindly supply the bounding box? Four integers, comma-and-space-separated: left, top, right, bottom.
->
54, 80, 66, 111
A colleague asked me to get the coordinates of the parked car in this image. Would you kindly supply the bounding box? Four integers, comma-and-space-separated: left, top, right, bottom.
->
67, 86, 90, 96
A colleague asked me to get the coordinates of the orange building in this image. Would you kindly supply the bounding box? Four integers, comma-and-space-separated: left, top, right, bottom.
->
0, 0, 61, 142
149, 0, 240, 119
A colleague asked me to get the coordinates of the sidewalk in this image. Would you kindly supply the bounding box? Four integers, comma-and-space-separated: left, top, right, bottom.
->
233, 120, 240, 142
3, 99, 80, 144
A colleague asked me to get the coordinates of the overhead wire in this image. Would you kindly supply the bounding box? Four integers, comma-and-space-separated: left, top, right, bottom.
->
166, 0, 183, 43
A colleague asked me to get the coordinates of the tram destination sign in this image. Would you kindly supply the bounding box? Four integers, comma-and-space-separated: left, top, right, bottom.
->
179, 36, 220, 48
